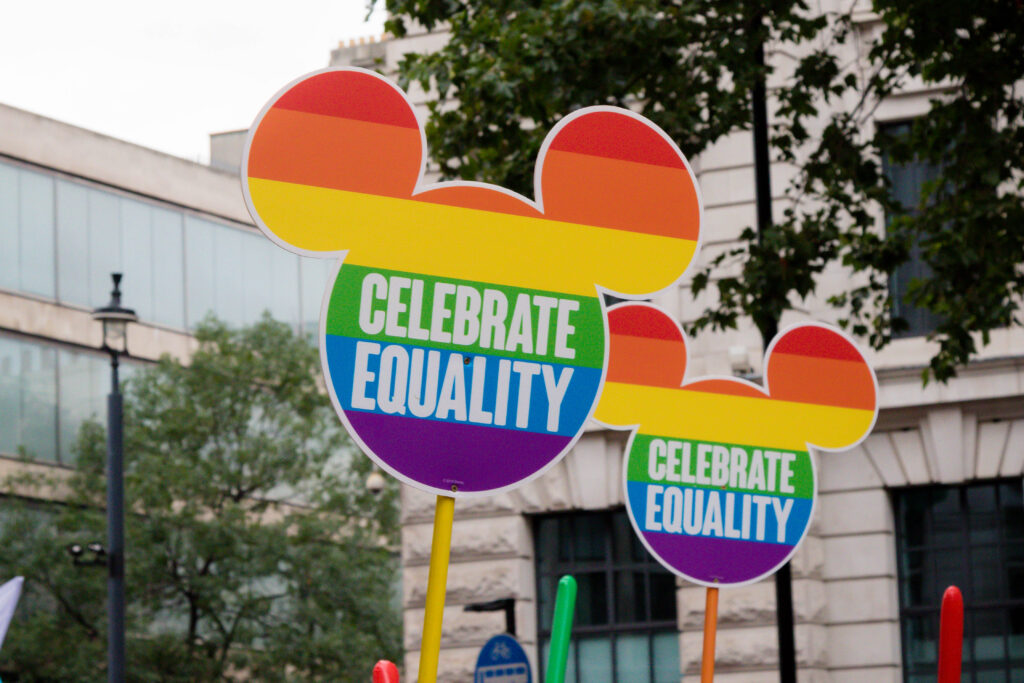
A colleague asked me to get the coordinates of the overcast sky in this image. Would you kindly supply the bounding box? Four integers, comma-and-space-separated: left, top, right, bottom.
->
0, 1, 385, 163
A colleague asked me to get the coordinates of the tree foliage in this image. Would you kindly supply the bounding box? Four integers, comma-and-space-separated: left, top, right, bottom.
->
385, 0, 1024, 382
0, 317, 401, 682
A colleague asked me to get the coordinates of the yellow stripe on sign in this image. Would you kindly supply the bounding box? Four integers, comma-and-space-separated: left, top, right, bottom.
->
597, 381, 875, 452
247, 178, 697, 298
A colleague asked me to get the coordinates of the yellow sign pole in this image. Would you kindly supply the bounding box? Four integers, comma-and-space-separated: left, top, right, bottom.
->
701, 586, 719, 683
417, 495, 456, 683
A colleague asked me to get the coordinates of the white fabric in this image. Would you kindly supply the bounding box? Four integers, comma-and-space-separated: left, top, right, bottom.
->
0, 577, 23, 648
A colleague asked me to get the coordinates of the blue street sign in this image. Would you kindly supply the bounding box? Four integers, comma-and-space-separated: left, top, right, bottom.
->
474, 633, 532, 683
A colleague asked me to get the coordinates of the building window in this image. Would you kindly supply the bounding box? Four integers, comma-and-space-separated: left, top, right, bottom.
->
535, 509, 680, 683
880, 121, 943, 339
894, 480, 1024, 682
0, 157, 316, 335
0, 334, 138, 464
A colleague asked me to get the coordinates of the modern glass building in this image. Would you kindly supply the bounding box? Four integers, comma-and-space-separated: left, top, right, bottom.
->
0, 104, 333, 467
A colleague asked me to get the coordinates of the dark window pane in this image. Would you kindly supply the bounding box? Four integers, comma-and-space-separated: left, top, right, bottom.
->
880, 121, 942, 339
573, 515, 607, 562
972, 611, 1008, 663
615, 571, 646, 624
574, 572, 608, 626
1009, 607, 1024, 660
1002, 483, 1024, 541
536, 517, 559, 575
612, 510, 644, 563
970, 546, 1002, 601
650, 572, 677, 622
1009, 555, 1024, 601
901, 549, 927, 605
904, 614, 938, 671
557, 516, 573, 563
538, 573, 555, 633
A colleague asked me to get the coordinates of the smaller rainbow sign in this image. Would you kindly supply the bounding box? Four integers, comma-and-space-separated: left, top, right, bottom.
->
595, 303, 878, 586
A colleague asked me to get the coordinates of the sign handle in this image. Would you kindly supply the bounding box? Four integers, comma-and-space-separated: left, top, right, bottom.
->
544, 575, 578, 683
937, 585, 963, 683
417, 494, 456, 683
701, 587, 719, 683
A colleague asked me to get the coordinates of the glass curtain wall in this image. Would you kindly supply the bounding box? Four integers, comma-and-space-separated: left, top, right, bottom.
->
0, 157, 332, 333
0, 335, 136, 464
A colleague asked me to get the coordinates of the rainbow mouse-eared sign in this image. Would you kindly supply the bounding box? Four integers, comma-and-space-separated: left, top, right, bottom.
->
242, 68, 703, 497
595, 303, 878, 586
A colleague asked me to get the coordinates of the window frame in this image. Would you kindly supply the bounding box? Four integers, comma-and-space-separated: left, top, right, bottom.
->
878, 119, 944, 340
893, 479, 1024, 683
533, 508, 679, 683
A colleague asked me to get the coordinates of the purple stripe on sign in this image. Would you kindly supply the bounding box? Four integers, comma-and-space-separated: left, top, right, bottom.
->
346, 410, 572, 492
644, 532, 794, 585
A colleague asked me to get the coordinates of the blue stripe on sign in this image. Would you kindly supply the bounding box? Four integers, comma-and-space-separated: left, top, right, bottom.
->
626, 480, 811, 547
326, 334, 601, 437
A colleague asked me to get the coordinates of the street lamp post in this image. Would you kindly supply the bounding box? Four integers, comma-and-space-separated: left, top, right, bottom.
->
92, 273, 137, 683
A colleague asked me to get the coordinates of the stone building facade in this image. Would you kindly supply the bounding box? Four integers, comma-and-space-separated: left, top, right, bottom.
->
331, 14, 1024, 683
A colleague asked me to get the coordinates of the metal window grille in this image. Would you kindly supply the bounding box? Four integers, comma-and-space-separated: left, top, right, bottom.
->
534, 509, 680, 683
894, 479, 1024, 682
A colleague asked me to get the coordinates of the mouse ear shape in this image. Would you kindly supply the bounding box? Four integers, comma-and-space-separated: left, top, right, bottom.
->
244, 68, 424, 255
764, 324, 878, 451
539, 109, 701, 297
594, 303, 688, 428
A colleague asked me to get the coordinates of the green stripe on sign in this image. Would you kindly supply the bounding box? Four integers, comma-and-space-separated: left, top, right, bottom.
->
325, 264, 605, 368
627, 433, 814, 499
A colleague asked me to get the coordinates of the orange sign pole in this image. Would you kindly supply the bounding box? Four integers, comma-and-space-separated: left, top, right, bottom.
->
701, 587, 719, 683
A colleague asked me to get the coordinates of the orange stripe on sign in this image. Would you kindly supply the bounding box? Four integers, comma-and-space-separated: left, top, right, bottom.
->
685, 378, 768, 399
608, 334, 686, 388
248, 108, 422, 199
415, 185, 543, 218
542, 149, 699, 240
767, 354, 876, 411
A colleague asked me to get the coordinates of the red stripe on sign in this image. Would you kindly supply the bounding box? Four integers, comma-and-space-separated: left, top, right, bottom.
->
771, 326, 864, 361
273, 70, 419, 129
548, 111, 685, 169
608, 305, 684, 341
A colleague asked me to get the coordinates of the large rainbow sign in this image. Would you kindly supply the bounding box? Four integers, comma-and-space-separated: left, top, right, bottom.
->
596, 303, 878, 586
242, 68, 702, 496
